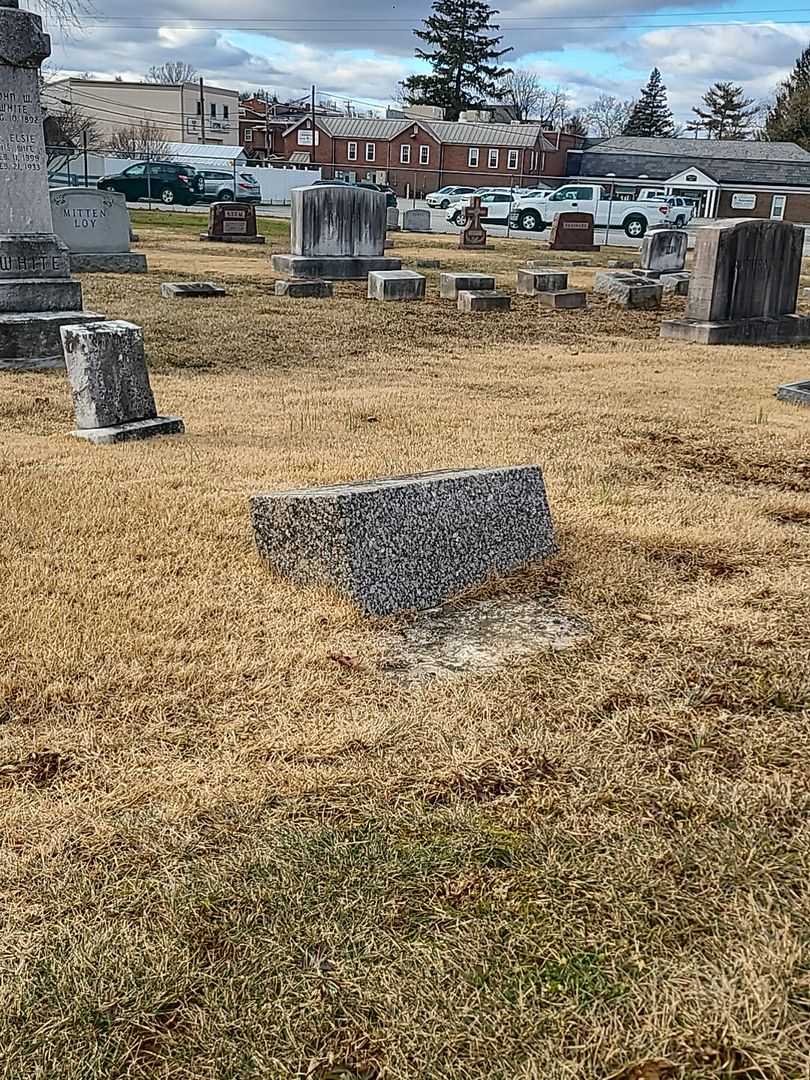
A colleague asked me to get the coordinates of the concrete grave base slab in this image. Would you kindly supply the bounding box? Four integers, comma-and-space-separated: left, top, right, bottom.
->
776, 380, 810, 406
275, 279, 334, 298
199, 233, 266, 244
368, 269, 426, 301
458, 290, 511, 312
661, 314, 810, 345
439, 272, 495, 299
380, 594, 589, 682
250, 466, 556, 617
160, 282, 226, 298
271, 254, 401, 280
70, 415, 185, 445
538, 289, 586, 310
416, 259, 441, 269
517, 268, 568, 295
69, 253, 147, 273
0, 310, 104, 370
605, 280, 662, 309
0, 278, 83, 313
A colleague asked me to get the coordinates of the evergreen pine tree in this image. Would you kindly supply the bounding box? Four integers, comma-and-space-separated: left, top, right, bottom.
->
401, 0, 512, 120
689, 82, 758, 139
763, 44, 810, 148
622, 68, 675, 138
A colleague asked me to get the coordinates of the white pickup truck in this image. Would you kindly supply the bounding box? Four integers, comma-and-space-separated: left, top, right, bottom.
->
509, 183, 692, 238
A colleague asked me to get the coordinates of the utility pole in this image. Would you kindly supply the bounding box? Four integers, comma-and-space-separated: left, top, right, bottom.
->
199, 77, 206, 143
310, 84, 316, 153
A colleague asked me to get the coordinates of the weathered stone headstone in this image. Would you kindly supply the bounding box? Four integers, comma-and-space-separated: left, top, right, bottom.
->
386, 206, 400, 231
640, 227, 687, 273
60, 320, 184, 444
548, 212, 600, 252
271, 184, 401, 279
457, 290, 511, 313
160, 281, 225, 299
517, 268, 568, 295
661, 219, 810, 344
368, 269, 426, 301
200, 201, 265, 245
402, 208, 431, 233
249, 466, 556, 616
605, 279, 662, 309
50, 187, 146, 273
538, 289, 586, 310
439, 272, 495, 299
776, 380, 810, 406
275, 278, 333, 298
0, 0, 100, 370
459, 197, 488, 249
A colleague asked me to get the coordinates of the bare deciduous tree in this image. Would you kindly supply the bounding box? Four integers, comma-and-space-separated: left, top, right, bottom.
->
585, 93, 635, 138
46, 101, 100, 148
498, 69, 570, 127
145, 61, 198, 85
108, 120, 170, 159
31, 0, 90, 30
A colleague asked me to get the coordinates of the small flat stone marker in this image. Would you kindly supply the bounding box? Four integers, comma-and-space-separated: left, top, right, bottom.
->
603, 277, 662, 309
368, 269, 425, 301
416, 259, 441, 269
538, 289, 586, 310
776, 380, 810, 406
161, 282, 226, 299
60, 320, 184, 445
517, 268, 568, 295
250, 466, 557, 616
275, 279, 333, 298
660, 271, 690, 296
457, 290, 511, 312
439, 272, 495, 299
608, 259, 634, 269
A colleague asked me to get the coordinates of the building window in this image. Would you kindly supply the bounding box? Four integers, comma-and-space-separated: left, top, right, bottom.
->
223, 105, 229, 120
468, 147, 479, 167
245, 127, 253, 142
488, 148, 499, 169
507, 149, 519, 171
210, 103, 216, 118
365, 142, 375, 162
419, 145, 430, 165
347, 141, 358, 161
400, 144, 411, 164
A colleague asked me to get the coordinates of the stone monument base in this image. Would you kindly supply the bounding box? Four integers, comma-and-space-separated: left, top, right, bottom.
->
0, 278, 83, 312
271, 254, 402, 280
776, 380, 810, 406
199, 233, 266, 245
70, 415, 185, 446
0, 310, 104, 371
661, 314, 810, 345
69, 253, 148, 274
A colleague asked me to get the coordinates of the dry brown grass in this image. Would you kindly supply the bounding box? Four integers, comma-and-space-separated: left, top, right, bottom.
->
0, 214, 809, 1080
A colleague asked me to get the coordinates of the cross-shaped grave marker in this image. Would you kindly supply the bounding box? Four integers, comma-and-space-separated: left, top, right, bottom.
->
459, 197, 488, 250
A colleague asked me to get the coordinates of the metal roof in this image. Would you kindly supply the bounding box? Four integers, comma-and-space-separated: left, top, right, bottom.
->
164, 142, 247, 165
284, 115, 552, 149
586, 136, 810, 163
576, 145, 810, 187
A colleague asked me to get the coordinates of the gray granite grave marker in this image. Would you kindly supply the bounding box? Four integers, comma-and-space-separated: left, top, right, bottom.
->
538, 289, 586, 310
250, 466, 556, 616
368, 269, 426, 301
640, 228, 688, 273
160, 281, 226, 298
60, 320, 184, 444
50, 187, 146, 273
0, 0, 100, 370
402, 208, 431, 233
439, 272, 495, 299
517, 268, 568, 295
457, 290, 511, 312
776, 380, 810, 406
275, 278, 333, 298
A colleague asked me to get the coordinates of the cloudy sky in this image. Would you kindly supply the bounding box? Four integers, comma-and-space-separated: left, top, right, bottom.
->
36, 0, 810, 122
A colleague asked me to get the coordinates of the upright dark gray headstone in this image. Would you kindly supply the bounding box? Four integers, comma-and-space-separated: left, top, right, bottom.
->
50, 187, 146, 273
640, 228, 687, 273
661, 219, 810, 344
271, 184, 401, 279
0, 1, 100, 369
60, 320, 184, 444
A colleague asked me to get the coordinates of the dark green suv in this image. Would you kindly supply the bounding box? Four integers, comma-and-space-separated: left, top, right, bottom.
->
97, 161, 205, 205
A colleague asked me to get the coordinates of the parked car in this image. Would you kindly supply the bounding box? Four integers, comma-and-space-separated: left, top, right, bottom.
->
446, 189, 516, 226
357, 180, 398, 208
97, 161, 204, 205
509, 183, 682, 237
199, 168, 261, 203
426, 185, 477, 209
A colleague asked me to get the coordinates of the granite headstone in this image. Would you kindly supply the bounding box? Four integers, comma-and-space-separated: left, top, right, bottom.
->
200, 201, 265, 245
50, 187, 146, 272
640, 228, 688, 273
548, 212, 600, 252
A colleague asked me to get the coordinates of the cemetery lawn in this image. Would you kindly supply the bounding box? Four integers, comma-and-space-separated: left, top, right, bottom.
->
1, 218, 809, 1080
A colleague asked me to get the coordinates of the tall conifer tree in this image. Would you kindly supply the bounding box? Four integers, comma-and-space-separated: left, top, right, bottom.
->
622, 68, 675, 137
763, 44, 810, 148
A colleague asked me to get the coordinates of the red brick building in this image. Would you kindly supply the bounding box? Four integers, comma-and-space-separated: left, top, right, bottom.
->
278, 115, 582, 195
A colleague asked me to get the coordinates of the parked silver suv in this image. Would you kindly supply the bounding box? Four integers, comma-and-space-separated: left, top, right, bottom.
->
200, 168, 261, 203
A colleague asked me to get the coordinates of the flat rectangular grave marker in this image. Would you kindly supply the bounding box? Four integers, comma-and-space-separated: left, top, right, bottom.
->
368, 269, 425, 301
275, 279, 333, 298
439, 272, 495, 299
161, 282, 226, 299
250, 466, 557, 616
776, 380, 810, 406
538, 289, 586, 310
458, 290, 511, 312
517, 268, 568, 295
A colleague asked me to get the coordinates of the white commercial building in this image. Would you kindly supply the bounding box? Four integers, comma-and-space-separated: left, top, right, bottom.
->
42, 78, 240, 147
